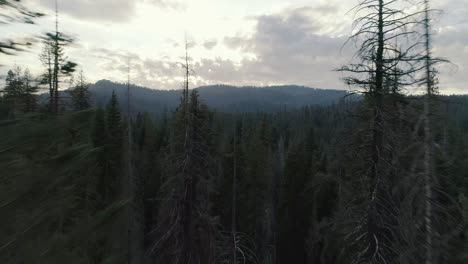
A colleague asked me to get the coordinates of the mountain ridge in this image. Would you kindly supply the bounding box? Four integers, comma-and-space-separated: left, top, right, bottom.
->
90, 79, 353, 115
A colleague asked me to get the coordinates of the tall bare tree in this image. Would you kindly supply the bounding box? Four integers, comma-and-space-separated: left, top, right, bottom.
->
422, 2, 434, 263
39, 41, 54, 102
150, 42, 217, 264
339, 0, 424, 262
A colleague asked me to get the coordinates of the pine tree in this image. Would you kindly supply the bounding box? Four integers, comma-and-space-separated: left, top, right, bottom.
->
278, 128, 316, 264
423, 2, 435, 262
41, 0, 77, 114
152, 45, 218, 262
3, 66, 24, 116
21, 68, 38, 113
92, 107, 107, 148
103, 91, 123, 202
251, 115, 274, 263
70, 70, 91, 111
416, 1, 462, 262
231, 126, 239, 264
2, 66, 38, 115
338, 0, 425, 262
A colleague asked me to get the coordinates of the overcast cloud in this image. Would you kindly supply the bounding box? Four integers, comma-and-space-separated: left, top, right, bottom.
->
90, 6, 349, 89
33, 0, 185, 22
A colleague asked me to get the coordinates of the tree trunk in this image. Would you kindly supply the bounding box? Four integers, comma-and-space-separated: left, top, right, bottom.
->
367, 0, 385, 260
231, 134, 237, 264
423, 1, 433, 263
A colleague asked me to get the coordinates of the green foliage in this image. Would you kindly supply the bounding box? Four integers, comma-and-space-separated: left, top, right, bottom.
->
40, 17, 78, 114
151, 89, 219, 264
0, 110, 127, 263
1, 89, 467, 264
92, 106, 107, 148
2, 1, 466, 263
2, 65, 38, 116
70, 70, 91, 111
96, 91, 124, 204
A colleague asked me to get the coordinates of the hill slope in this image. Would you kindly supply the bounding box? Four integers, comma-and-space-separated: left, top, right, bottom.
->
90, 80, 352, 115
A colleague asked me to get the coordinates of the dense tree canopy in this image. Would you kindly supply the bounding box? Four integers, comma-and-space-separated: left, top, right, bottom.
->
1, 0, 467, 264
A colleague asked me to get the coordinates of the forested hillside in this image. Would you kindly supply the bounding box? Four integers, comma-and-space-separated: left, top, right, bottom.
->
90, 80, 352, 115
1, 0, 468, 264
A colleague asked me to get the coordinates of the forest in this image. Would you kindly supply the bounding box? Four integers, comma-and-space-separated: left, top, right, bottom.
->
1, 0, 468, 264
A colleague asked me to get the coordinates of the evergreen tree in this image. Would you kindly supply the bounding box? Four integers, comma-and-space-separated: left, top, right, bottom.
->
103, 91, 123, 202
41, 0, 77, 114
2, 66, 38, 115
278, 130, 316, 264
247, 115, 274, 263
1, 1, 467, 263
152, 89, 218, 264
70, 70, 91, 111
0, 109, 127, 263
92, 106, 107, 148
3, 67, 23, 115
21, 69, 38, 113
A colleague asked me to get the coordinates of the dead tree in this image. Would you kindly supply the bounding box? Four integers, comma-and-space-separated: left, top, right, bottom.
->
150, 42, 217, 264
338, 0, 425, 262
422, 2, 433, 263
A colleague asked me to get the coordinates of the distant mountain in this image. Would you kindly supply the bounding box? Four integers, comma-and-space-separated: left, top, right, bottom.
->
90, 80, 354, 115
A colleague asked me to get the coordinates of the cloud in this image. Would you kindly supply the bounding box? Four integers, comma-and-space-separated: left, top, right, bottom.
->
207, 3, 468, 93
431, 0, 468, 93
209, 6, 349, 89
145, 0, 186, 11
186, 40, 197, 49
223, 36, 245, 50
85, 2, 468, 93
91, 48, 184, 89
34, 0, 185, 22
35, 0, 136, 22
88, 5, 350, 90
202, 40, 217, 50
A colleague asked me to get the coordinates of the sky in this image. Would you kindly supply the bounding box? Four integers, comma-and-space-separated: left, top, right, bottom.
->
1, 0, 467, 94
